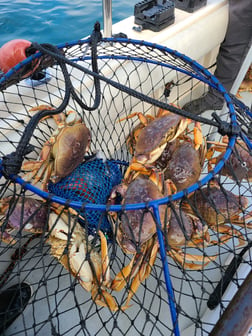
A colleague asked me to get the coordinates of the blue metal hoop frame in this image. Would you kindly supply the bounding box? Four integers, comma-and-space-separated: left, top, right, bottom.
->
0, 37, 243, 336
0, 37, 240, 209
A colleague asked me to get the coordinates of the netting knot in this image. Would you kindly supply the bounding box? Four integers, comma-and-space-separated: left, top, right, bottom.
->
1, 144, 34, 178
212, 112, 241, 137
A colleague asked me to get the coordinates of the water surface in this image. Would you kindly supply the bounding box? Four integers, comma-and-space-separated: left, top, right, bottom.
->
0, 0, 136, 46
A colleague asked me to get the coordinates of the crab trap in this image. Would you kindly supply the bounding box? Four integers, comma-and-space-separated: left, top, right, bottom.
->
0, 24, 251, 336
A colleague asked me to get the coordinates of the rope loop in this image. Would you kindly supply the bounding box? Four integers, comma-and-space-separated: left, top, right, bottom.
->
1, 144, 34, 178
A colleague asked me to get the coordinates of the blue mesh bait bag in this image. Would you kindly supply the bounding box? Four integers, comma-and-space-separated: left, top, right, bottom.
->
48, 158, 122, 235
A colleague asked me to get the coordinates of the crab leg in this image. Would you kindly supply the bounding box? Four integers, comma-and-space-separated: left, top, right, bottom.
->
22, 140, 53, 188
28, 105, 55, 120
0, 197, 14, 244
29, 105, 54, 113
237, 79, 252, 98
121, 238, 158, 310
123, 160, 153, 182
0, 229, 17, 245
0, 197, 12, 214
91, 286, 119, 311
229, 212, 252, 230
98, 230, 111, 286
185, 225, 211, 248
111, 242, 151, 292
124, 163, 163, 187
193, 121, 203, 150
22, 160, 47, 181
111, 257, 136, 292
139, 239, 158, 282
205, 137, 230, 171
111, 237, 157, 291
118, 112, 154, 125
184, 120, 203, 151
209, 224, 247, 247
168, 249, 217, 270
30, 162, 53, 190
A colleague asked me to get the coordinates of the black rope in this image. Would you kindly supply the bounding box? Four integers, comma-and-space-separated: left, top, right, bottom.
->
207, 240, 252, 310
1, 22, 102, 178
34, 38, 241, 137
32, 37, 250, 138
1, 42, 73, 177
31, 22, 101, 111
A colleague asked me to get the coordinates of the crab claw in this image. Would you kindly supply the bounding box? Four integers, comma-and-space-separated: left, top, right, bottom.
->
48, 213, 74, 241
91, 287, 119, 311
193, 121, 203, 150
70, 241, 93, 292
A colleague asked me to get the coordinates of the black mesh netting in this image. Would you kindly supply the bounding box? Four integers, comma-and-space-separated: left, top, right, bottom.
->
0, 31, 251, 336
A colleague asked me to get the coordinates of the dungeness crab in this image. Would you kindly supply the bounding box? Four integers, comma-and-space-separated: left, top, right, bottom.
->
0, 196, 48, 245
22, 105, 91, 190
120, 108, 203, 181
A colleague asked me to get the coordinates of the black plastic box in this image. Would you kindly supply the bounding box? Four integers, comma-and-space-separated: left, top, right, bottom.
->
134, 0, 175, 32
175, 0, 207, 13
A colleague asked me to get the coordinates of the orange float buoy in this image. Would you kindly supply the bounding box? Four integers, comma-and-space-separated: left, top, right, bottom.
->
0, 39, 39, 77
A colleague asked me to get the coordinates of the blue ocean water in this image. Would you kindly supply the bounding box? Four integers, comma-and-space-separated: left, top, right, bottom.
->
0, 0, 136, 46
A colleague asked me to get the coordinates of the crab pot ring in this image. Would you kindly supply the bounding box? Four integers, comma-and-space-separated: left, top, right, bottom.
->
0, 37, 242, 234
0, 37, 251, 336
0, 37, 242, 202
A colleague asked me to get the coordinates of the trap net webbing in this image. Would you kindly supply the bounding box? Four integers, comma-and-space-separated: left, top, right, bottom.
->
0, 33, 251, 336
